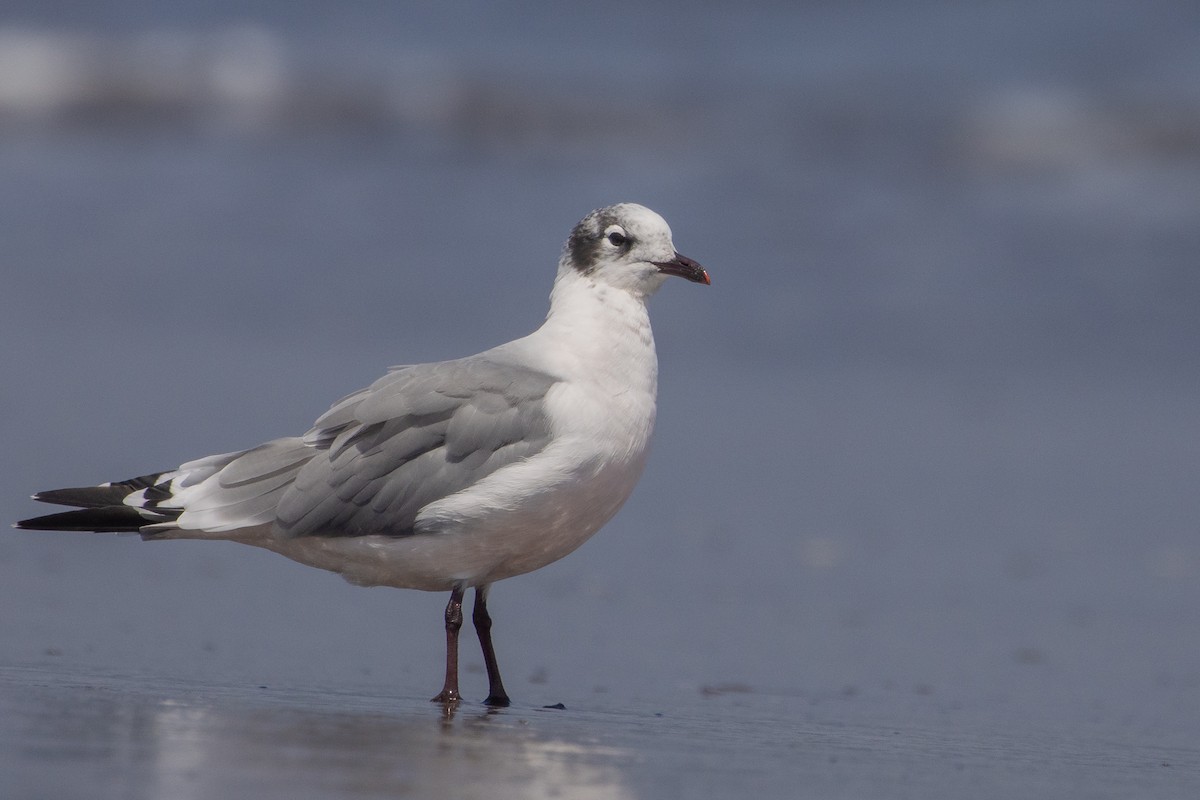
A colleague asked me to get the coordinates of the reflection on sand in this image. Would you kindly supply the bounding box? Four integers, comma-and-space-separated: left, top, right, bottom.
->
6, 672, 633, 800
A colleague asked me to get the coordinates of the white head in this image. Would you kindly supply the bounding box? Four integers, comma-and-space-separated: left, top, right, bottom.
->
558, 203, 710, 298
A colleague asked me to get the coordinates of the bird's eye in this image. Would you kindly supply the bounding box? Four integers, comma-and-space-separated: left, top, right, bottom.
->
606, 229, 628, 247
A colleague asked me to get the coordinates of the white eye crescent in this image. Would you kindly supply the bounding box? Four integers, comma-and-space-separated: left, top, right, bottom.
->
604, 225, 628, 248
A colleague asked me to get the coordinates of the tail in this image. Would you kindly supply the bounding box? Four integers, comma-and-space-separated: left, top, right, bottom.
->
15, 438, 315, 537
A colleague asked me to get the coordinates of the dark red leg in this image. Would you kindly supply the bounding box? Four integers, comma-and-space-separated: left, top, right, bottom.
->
473, 585, 511, 707
431, 585, 465, 705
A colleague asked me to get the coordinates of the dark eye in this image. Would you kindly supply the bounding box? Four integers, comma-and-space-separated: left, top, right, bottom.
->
607, 231, 627, 247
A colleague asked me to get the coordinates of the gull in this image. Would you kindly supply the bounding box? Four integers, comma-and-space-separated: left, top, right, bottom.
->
15, 203, 710, 707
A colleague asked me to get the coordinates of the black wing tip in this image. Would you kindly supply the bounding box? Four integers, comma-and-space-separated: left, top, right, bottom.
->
14, 507, 153, 533
32, 478, 166, 510
33, 486, 112, 507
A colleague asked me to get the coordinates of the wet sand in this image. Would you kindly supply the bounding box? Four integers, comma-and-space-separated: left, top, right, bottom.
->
4, 662, 1195, 800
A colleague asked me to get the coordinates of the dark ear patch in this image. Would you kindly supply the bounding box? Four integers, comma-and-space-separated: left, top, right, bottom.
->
567, 224, 601, 274
567, 209, 619, 274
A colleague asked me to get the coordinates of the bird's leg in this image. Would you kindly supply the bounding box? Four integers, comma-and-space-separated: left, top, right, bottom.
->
473, 585, 511, 707
431, 585, 465, 706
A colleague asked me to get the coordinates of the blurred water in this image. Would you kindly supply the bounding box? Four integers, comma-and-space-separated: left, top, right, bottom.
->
2, 2, 1200, 797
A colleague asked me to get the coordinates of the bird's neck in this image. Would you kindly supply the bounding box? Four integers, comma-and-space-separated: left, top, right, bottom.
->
537, 269, 659, 397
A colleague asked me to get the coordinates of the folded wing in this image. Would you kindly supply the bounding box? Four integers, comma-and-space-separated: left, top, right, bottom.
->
275, 355, 558, 538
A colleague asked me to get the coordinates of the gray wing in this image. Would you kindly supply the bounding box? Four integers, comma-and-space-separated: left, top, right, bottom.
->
274, 355, 558, 538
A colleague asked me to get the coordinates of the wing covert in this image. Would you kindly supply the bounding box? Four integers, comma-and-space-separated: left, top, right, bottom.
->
276, 355, 557, 538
